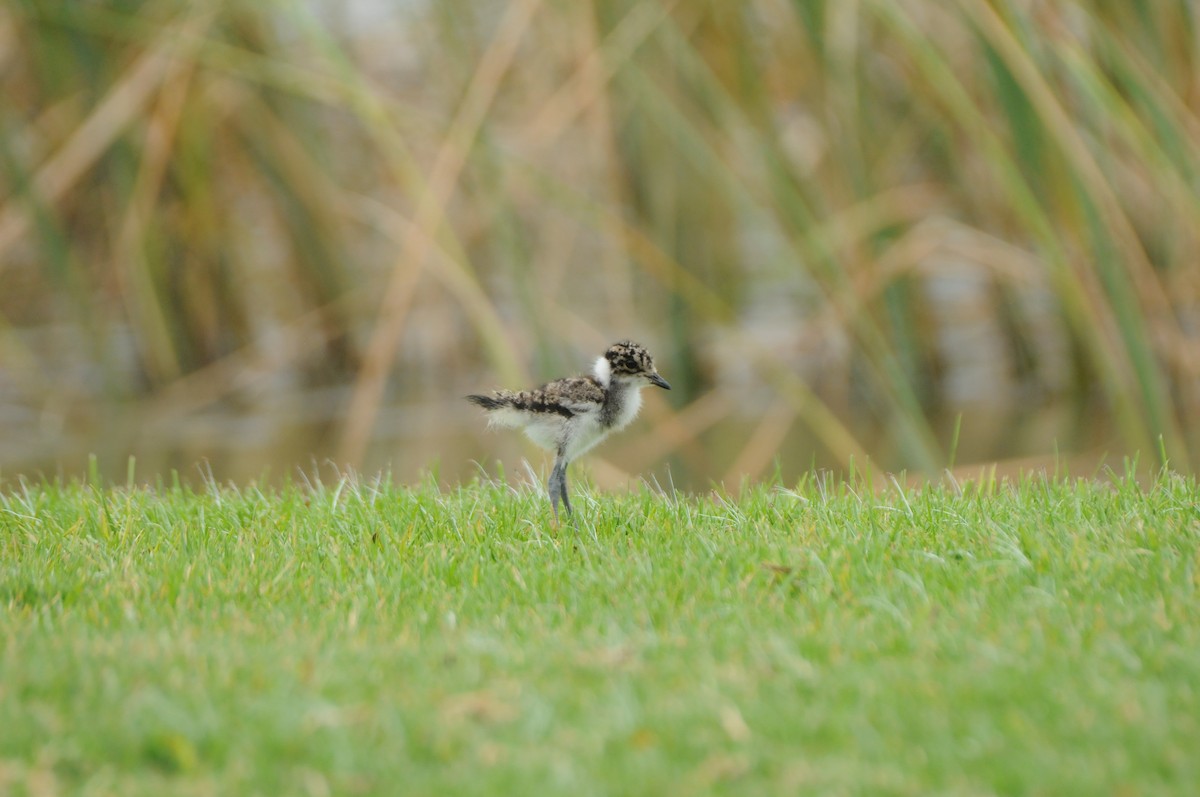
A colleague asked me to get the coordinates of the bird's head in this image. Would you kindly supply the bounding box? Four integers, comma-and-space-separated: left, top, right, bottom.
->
595, 340, 671, 390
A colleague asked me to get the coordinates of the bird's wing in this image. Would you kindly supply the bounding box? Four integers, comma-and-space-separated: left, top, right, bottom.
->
467, 376, 604, 420
537, 376, 605, 415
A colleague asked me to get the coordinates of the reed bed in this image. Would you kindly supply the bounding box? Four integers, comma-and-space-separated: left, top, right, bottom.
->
2, 1, 1199, 486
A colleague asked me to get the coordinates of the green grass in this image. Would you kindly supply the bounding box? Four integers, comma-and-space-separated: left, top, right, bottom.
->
2, 470, 1198, 795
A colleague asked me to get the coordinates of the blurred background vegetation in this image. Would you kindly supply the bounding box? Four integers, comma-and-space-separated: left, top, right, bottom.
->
2, 0, 1199, 489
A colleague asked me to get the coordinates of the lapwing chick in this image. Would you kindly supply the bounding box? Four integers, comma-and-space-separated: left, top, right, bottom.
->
467, 341, 671, 520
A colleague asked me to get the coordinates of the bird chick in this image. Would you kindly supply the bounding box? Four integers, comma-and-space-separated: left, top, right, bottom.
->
467, 341, 670, 519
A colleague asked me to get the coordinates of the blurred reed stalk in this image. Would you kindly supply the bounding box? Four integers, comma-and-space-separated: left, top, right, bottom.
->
1, 0, 1198, 484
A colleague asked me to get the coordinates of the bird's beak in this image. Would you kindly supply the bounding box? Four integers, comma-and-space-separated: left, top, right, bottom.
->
648, 373, 671, 390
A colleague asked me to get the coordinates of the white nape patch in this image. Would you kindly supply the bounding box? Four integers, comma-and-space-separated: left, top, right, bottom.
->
592, 356, 612, 387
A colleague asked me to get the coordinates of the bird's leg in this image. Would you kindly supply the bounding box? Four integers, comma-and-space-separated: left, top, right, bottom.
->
559, 462, 574, 518
548, 450, 573, 521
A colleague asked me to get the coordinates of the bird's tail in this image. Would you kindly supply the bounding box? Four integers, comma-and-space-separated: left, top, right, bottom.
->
465, 391, 530, 430
466, 393, 510, 410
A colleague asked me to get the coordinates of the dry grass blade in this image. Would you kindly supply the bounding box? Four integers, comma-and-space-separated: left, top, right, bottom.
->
114, 62, 197, 382
0, 6, 216, 268
338, 0, 544, 466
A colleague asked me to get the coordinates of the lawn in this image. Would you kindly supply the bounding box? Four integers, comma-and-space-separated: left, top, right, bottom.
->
1, 469, 1197, 795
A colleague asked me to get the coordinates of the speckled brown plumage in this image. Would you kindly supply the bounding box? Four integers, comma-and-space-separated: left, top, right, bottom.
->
604, 340, 658, 378
467, 376, 606, 419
